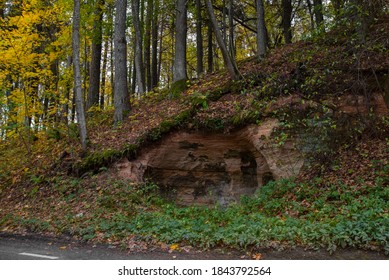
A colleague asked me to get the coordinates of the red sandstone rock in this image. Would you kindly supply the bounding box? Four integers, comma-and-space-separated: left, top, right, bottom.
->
114, 119, 304, 205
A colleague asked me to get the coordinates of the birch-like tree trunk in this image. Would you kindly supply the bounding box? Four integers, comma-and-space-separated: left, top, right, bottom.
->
72, 0, 88, 149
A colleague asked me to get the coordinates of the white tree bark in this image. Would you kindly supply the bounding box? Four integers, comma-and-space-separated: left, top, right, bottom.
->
72, 0, 88, 149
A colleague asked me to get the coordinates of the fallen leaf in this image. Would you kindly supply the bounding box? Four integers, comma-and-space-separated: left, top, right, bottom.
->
169, 243, 179, 251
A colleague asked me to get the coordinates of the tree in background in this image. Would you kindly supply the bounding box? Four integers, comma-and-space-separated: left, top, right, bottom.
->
313, 0, 324, 29
172, 0, 188, 95
86, 0, 105, 111
282, 0, 293, 44
132, 0, 145, 95
205, 0, 240, 80
256, 0, 267, 58
72, 0, 88, 149
113, 0, 130, 123
1, 0, 388, 144
195, 0, 204, 77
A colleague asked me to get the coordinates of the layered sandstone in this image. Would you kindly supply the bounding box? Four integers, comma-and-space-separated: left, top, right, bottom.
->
115, 119, 304, 205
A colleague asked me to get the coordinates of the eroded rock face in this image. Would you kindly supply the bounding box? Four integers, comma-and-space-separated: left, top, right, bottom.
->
115, 119, 304, 205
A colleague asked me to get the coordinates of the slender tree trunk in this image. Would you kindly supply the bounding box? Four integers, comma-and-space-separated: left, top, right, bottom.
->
172, 0, 188, 84
228, 0, 235, 58
207, 19, 213, 73
106, 2, 115, 106
63, 56, 72, 123
128, 56, 133, 95
282, 0, 293, 44
50, 60, 60, 125
114, 0, 131, 123
157, 17, 164, 84
151, 0, 159, 89
87, 0, 105, 110
195, 0, 204, 76
256, 0, 267, 58
306, 0, 315, 31
100, 38, 109, 109
205, 0, 240, 80
131, 60, 137, 94
71, 89, 76, 122
144, 0, 152, 91
72, 0, 88, 149
131, 0, 145, 94
83, 43, 90, 102
222, 0, 227, 42
313, 0, 324, 28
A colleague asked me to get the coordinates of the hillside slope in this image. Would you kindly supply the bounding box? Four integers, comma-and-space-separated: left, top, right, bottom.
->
0, 17, 388, 255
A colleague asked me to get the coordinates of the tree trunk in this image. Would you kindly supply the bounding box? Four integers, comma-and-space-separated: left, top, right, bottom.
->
222, 0, 227, 42
83, 43, 90, 102
205, 0, 240, 80
306, 0, 315, 31
228, 0, 235, 58
131, 60, 137, 94
157, 16, 164, 84
151, 0, 159, 89
72, 0, 88, 149
131, 0, 145, 94
114, 0, 130, 123
195, 0, 204, 76
207, 19, 213, 73
144, 0, 152, 91
313, 0, 324, 28
63, 56, 72, 123
172, 0, 188, 84
256, 0, 267, 58
110, 30, 114, 106
87, 0, 104, 110
100, 38, 109, 109
282, 0, 292, 44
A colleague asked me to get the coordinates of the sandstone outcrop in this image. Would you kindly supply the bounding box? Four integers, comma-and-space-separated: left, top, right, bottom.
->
115, 119, 304, 205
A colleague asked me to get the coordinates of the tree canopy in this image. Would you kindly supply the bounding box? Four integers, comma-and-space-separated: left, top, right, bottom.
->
0, 0, 387, 145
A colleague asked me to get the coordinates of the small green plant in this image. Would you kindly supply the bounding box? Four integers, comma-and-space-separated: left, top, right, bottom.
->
189, 91, 208, 109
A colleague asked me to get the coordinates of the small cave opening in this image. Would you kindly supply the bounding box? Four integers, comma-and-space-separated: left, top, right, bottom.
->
240, 151, 258, 189
262, 171, 274, 186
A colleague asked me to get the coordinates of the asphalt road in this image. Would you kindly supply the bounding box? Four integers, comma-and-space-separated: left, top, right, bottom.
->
0, 232, 239, 260
1, 232, 387, 260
